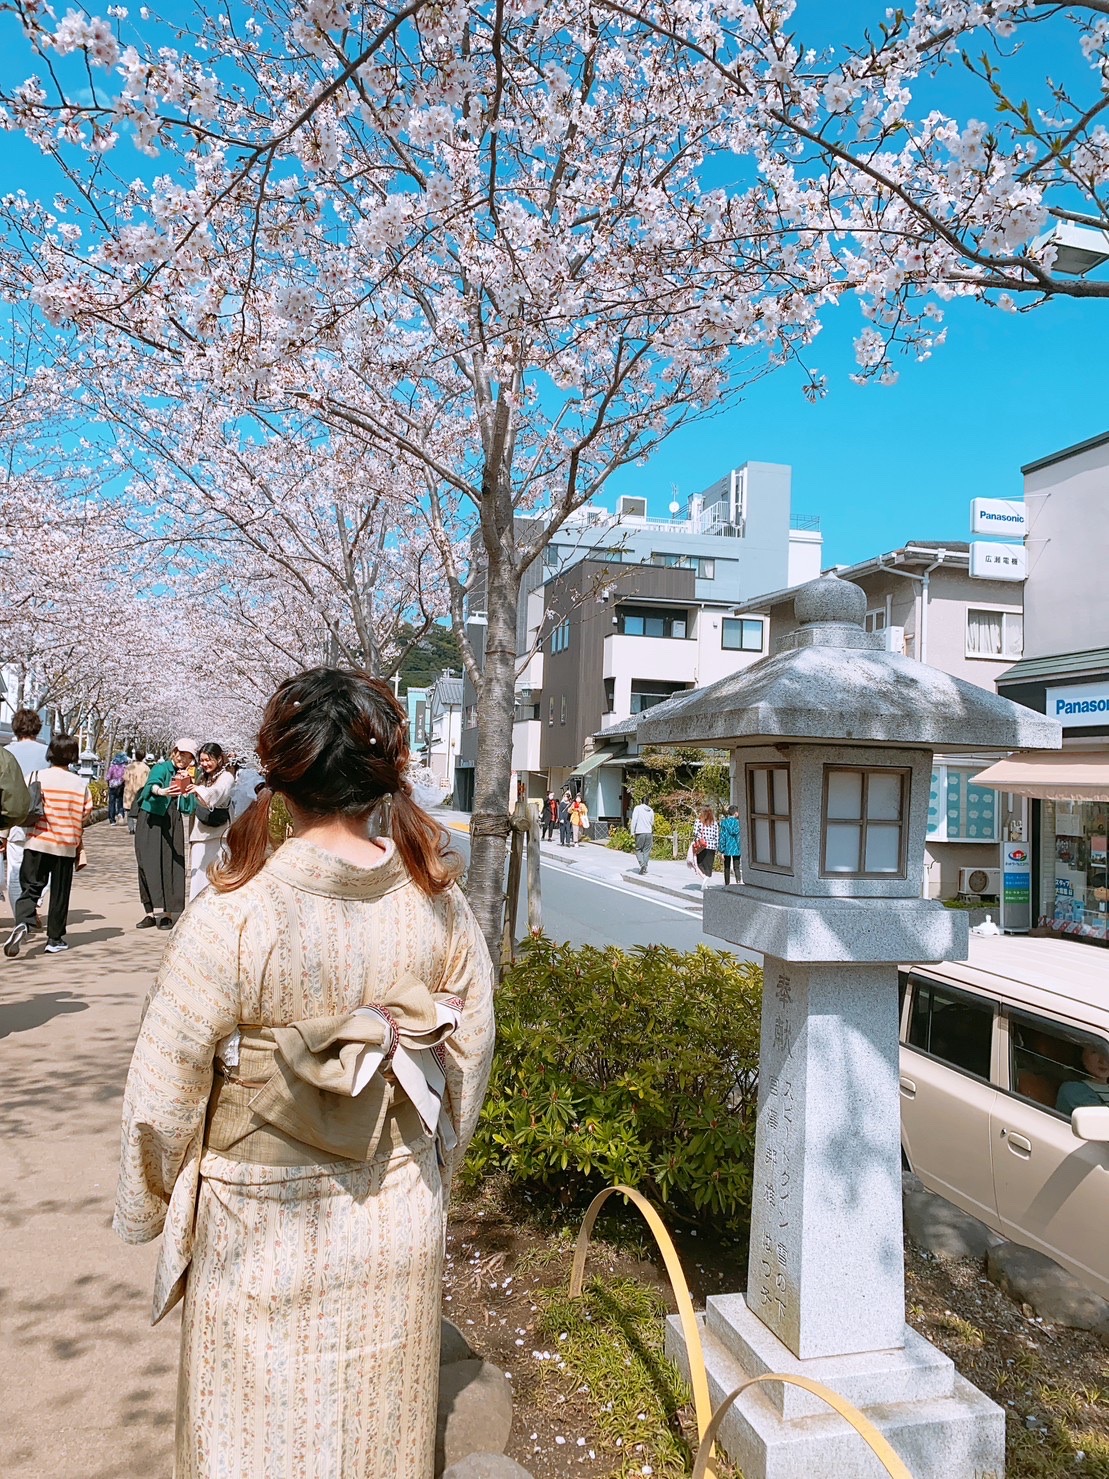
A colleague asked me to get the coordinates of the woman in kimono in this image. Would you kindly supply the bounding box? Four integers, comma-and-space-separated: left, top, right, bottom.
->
183, 740, 235, 902
114, 668, 496, 1478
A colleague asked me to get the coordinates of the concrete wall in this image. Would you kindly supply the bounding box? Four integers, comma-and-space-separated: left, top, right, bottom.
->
1022, 434, 1109, 660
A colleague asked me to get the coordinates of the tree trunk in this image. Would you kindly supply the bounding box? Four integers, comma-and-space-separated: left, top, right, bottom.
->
466, 559, 521, 964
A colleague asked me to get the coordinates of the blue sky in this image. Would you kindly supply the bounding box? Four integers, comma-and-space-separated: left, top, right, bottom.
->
608, 289, 1108, 566
2, 1, 1104, 569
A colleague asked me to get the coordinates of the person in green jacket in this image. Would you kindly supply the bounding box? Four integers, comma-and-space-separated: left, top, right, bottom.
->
134, 738, 196, 929
0, 746, 31, 905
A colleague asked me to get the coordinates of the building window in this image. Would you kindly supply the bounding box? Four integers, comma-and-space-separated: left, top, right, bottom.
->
966, 608, 1023, 659
747, 764, 792, 870
721, 617, 764, 652
927, 765, 999, 843
822, 766, 908, 877
617, 606, 688, 639
560, 695, 567, 724
629, 680, 689, 714
550, 619, 571, 654
463, 705, 477, 729
864, 608, 887, 633
548, 696, 555, 725
648, 552, 715, 578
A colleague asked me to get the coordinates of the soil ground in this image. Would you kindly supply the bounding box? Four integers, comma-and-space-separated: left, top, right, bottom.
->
446, 1180, 1109, 1479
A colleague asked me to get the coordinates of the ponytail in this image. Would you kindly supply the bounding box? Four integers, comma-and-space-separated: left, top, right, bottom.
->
209, 787, 274, 893
391, 787, 462, 897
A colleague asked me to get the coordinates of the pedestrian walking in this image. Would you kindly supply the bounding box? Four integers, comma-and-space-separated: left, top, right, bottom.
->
569, 792, 589, 846
557, 789, 572, 846
114, 665, 495, 1479
5, 707, 48, 921
184, 742, 235, 902
0, 743, 31, 906
692, 806, 719, 884
106, 753, 128, 824
4, 733, 91, 957
134, 739, 194, 930
719, 805, 742, 885
629, 798, 656, 874
123, 752, 151, 835
541, 791, 558, 842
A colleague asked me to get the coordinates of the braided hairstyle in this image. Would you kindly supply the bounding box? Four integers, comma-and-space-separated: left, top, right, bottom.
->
210, 666, 460, 897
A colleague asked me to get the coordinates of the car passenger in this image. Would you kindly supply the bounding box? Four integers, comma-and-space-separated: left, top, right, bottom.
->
1056, 1043, 1109, 1115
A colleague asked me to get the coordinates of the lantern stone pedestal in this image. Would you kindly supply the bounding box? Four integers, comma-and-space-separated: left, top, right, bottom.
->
638, 574, 1060, 1479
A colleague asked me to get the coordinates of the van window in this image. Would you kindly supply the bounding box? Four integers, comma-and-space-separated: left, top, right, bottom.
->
907, 977, 994, 1081
1008, 1011, 1109, 1118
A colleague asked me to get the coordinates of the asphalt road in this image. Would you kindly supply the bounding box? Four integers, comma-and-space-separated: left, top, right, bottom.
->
454, 834, 759, 959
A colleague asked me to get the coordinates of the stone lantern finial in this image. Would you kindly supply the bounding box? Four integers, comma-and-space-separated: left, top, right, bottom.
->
794, 573, 867, 628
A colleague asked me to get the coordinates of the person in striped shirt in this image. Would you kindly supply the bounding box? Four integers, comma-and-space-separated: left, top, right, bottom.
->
4, 733, 92, 957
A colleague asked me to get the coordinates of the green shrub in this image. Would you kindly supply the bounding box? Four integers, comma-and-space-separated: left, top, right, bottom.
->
466, 937, 763, 1231
88, 779, 108, 807
606, 825, 635, 853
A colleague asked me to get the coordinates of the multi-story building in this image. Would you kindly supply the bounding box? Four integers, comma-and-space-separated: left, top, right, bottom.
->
454, 461, 823, 808
695, 542, 1027, 901
990, 431, 1109, 946
421, 671, 463, 799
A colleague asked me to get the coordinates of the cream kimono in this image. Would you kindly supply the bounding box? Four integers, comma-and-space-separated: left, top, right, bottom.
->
114, 838, 495, 1479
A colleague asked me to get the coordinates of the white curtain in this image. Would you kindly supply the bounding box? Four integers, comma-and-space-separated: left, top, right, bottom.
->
967, 609, 1002, 656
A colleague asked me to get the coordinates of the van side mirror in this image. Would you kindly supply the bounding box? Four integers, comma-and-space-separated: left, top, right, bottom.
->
1071, 1106, 1109, 1143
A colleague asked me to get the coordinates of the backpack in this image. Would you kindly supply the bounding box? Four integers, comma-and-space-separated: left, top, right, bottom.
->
107, 762, 126, 786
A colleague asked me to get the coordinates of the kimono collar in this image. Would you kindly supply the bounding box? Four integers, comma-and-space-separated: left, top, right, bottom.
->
264, 836, 409, 901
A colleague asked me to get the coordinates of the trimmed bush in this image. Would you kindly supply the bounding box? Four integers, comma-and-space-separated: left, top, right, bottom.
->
466, 936, 762, 1231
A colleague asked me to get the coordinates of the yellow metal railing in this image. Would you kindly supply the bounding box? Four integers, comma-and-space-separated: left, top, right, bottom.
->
570, 1184, 913, 1479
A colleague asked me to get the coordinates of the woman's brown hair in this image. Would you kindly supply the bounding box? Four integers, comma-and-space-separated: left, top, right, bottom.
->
210, 667, 461, 897
699, 806, 716, 825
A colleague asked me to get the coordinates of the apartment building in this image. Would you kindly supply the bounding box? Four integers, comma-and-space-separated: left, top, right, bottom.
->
721, 542, 1026, 900
421, 671, 463, 798
454, 461, 823, 807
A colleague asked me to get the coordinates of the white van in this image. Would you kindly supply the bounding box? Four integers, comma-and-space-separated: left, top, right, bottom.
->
899, 935, 1109, 1299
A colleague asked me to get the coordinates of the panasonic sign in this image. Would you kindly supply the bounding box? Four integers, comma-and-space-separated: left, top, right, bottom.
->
1046, 681, 1109, 728
970, 498, 1026, 536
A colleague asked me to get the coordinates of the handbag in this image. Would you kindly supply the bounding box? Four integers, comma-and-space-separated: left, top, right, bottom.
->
194, 799, 231, 828
24, 772, 46, 830
692, 837, 706, 855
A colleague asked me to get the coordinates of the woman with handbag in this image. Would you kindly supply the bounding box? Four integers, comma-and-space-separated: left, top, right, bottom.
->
692, 806, 719, 885
569, 793, 589, 846
184, 742, 235, 902
135, 740, 194, 930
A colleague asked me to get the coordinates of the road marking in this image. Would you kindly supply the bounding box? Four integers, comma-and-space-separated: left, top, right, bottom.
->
442, 823, 702, 917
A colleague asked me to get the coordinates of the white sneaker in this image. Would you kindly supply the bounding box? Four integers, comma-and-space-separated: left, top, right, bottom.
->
44, 940, 69, 954
4, 923, 28, 958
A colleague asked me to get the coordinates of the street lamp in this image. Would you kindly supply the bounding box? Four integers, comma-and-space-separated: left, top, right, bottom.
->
1035, 219, 1109, 276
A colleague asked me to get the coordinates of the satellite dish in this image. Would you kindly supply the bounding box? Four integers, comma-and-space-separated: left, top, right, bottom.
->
669, 500, 681, 515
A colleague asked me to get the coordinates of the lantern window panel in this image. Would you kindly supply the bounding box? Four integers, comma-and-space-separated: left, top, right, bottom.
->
821, 766, 909, 878
746, 763, 793, 871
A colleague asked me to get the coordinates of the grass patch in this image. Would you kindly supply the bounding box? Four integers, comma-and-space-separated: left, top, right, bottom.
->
535, 1276, 715, 1478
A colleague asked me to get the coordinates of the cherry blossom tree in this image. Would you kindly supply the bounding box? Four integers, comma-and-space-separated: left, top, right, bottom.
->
1, 0, 1106, 946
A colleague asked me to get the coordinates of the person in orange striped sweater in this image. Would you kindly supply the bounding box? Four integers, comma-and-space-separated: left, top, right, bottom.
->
4, 733, 92, 957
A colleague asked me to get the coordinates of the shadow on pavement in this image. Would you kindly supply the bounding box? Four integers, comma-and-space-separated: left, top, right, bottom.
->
0, 992, 89, 1040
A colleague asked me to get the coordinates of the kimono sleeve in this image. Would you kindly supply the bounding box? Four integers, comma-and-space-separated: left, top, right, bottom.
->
439, 886, 495, 1171
113, 898, 243, 1245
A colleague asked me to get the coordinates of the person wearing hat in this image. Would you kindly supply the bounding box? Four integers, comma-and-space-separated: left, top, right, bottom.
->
123, 752, 152, 836
134, 738, 195, 929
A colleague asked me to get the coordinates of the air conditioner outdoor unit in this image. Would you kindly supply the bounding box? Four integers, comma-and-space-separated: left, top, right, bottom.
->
617, 495, 648, 520
882, 625, 906, 655
958, 867, 1001, 898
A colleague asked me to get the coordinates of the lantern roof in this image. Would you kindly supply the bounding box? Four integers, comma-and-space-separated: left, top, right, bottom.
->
637, 574, 1061, 753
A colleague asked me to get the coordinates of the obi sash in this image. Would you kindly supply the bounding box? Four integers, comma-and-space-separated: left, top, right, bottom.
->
149, 975, 462, 1324
207, 973, 464, 1167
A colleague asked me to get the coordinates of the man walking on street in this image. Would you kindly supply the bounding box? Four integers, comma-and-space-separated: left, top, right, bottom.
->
5, 707, 48, 920
0, 741, 31, 903
557, 790, 572, 846
630, 798, 655, 874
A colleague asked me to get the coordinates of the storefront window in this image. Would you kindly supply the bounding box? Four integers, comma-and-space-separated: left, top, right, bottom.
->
1040, 800, 1109, 944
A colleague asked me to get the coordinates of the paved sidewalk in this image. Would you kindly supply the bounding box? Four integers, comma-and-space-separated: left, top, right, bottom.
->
0, 822, 178, 1478
435, 807, 727, 907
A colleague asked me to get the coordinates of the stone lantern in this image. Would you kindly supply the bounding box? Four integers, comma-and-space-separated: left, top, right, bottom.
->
637, 575, 1060, 1479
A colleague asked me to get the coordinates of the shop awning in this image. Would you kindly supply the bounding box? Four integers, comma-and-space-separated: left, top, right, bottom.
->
570, 748, 620, 778
971, 750, 1109, 801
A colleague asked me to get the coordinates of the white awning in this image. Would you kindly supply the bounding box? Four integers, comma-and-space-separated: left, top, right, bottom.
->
971, 750, 1109, 801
